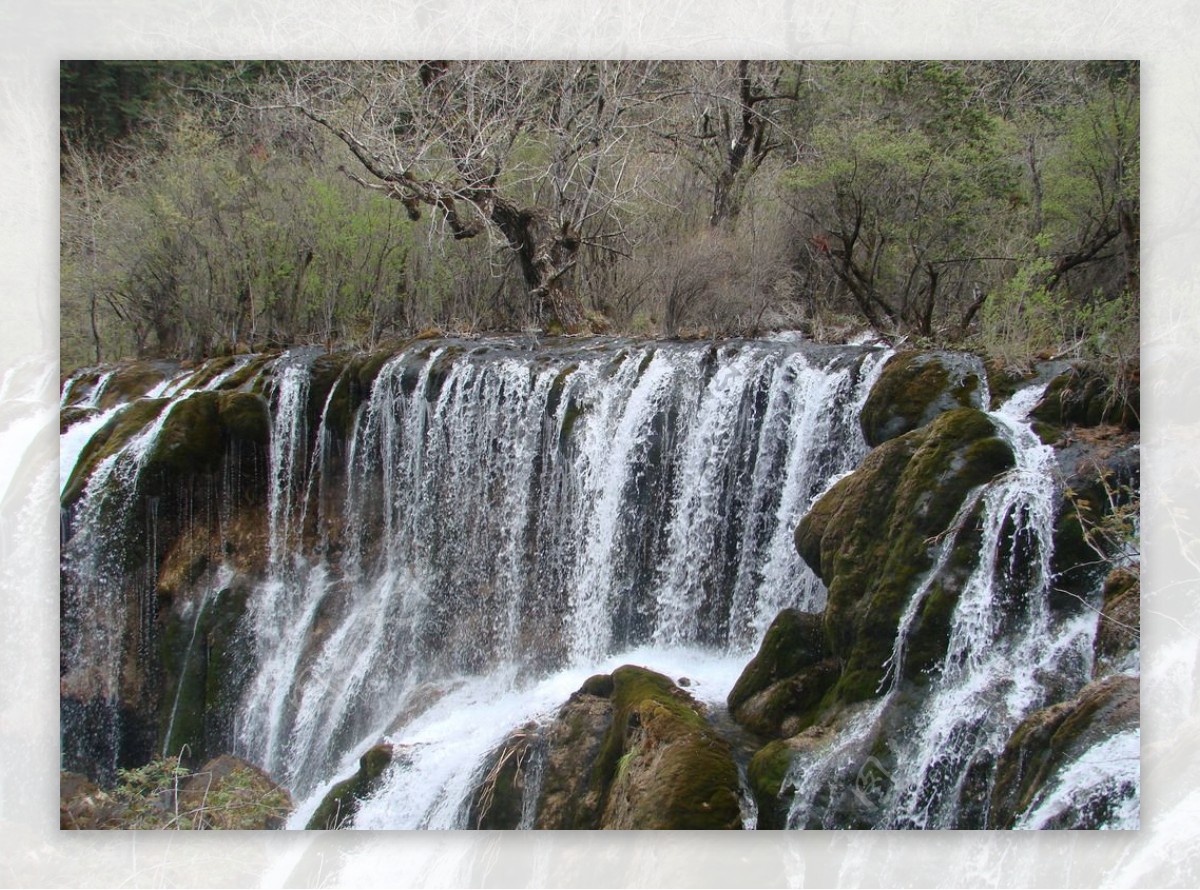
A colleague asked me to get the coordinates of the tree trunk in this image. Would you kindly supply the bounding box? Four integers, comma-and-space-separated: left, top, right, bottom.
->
490, 200, 586, 331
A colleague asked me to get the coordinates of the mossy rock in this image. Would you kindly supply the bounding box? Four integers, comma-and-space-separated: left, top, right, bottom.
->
859, 351, 984, 447
158, 577, 253, 765
1049, 439, 1140, 609
1032, 364, 1139, 430
602, 698, 743, 829
533, 666, 741, 829
988, 674, 1138, 828
728, 609, 838, 737
144, 391, 223, 479
465, 724, 541, 829
1093, 567, 1140, 672
61, 406, 96, 434
746, 739, 796, 828
178, 355, 237, 392
62, 369, 103, 408
216, 352, 278, 392
217, 391, 270, 447
61, 398, 170, 506
796, 408, 1014, 707
307, 352, 354, 432
532, 680, 615, 829
96, 361, 175, 410
728, 608, 830, 713
307, 744, 395, 829
731, 658, 841, 739
899, 501, 986, 682
984, 359, 1033, 410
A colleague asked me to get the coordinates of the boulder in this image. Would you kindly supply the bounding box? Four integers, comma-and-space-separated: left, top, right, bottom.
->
1031, 363, 1139, 431
464, 724, 543, 829
727, 609, 837, 738
859, 351, 985, 447
988, 674, 1138, 829
307, 744, 396, 829
529, 666, 743, 829
796, 408, 1014, 706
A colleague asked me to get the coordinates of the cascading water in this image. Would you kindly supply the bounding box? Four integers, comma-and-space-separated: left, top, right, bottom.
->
781, 381, 1138, 830
215, 338, 888, 818
59, 337, 1136, 830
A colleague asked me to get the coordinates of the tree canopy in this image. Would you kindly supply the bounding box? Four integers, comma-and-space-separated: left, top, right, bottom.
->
60, 60, 1138, 375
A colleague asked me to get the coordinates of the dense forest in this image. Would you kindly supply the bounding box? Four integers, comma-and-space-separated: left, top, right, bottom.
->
60, 60, 1139, 378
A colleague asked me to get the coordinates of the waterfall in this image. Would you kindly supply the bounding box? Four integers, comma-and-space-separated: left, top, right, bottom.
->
58, 337, 1135, 829
215, 338, 885, 805
781, 381, 1136, 830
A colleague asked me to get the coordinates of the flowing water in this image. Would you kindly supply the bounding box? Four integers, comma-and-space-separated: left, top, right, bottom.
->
58, 337, 1137, 828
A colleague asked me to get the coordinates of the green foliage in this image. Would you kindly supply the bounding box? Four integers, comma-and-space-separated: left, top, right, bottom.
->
88, 756, 291, 829
60, 60, 1138, 375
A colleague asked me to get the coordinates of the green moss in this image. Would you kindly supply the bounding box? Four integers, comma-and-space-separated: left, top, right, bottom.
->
217, 352, 277, 392
145, 391, 222, 478
798, 407, 1014, 709
592, 666, 701, 790
62, 398, 170, 506
747, 739, 795, 828
859, 352, 983, 446
989, 675, 1138, 828
727, 609, 838, 737
217, 391, 270, 447
307, 352, 353, 431
1032, 421, 1063, 445
1031, 364, 1139, 430
179, 356, 236, 391
732, 659, 841, 738
96, 362, 172, 409
307, 744, 394, 829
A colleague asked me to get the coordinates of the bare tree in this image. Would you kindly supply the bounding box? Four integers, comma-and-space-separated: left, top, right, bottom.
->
274, 61, 666, 332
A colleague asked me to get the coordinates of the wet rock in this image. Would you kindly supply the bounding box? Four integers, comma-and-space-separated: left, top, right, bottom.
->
988, 674, 1138, 829
796, 408, 1014, 707
1048, 430, 1139, 609
532, 666, 742, 829
60, 397, 170, 506
1093, 568, 1140, 673
728, 609, 837, 737
95, 361, 176, 410
307, 744, 396, 829
465, 724, 542, 829
1031, 363, 1139, 431
859, 351, 985, 447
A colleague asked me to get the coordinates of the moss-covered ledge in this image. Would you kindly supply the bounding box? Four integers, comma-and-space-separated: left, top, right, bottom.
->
797, 408, 1015, 708
859, 351, 985, 447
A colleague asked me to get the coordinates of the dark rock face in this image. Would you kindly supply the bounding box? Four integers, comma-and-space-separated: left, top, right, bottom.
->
307, 744, 396, 829
859, 351, 984, 447
988, 674, 1138, 828
1047, 428, 1139, 610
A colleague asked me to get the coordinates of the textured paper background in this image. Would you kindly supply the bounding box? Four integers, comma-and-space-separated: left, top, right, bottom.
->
2, 1, 1197, 885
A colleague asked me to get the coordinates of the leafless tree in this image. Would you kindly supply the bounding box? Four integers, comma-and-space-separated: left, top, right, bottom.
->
273, 60, 668, 332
